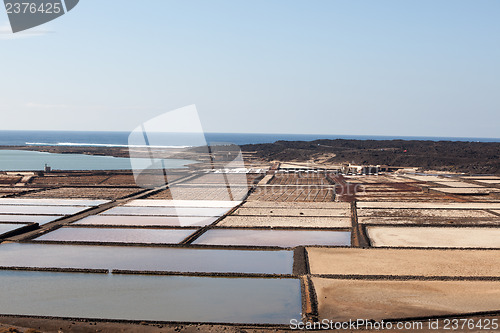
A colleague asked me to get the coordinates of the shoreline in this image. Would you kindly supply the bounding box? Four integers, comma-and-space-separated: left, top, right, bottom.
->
2, 138, 499, 174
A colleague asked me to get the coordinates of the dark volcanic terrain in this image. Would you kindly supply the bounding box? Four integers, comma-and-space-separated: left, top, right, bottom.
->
241, 139, 500, 174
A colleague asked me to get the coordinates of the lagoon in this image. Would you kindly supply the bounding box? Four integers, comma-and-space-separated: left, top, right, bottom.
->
0, 150, 193, 171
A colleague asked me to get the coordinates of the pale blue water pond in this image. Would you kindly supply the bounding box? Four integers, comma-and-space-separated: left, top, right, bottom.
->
101, 206, 229, 217
0, 270, 301, 324
0, 223, 30, 236
0, 198, 109, 206
35, 227, 197, 244
0, 150, 194, 171
194, 229, 351, 247
74, 215, 218, 227
0, 215, 60, 225
0, 243, 293, 274
0, 205, 89, 216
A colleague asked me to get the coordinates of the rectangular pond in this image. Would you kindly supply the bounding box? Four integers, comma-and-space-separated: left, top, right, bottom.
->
125, 200, 241, 208
366, 226, 500, 248
233, 207, 351, 217
101, 206, 230, 217
73, 215, 218, 227
0, 215, 60, 225
34, 227, 197, 244
193, 229, 351, 247
0, 205, 90, 216
0, 199, 109, 207
312, 277, 500, 322
306, 247, 500, 277
0, 243, 293, 274
242, 201, 350, 209
358, 202, 500, 210
218, 216, 351, 228
0, 270, 301, 324
0, 223, 30, 236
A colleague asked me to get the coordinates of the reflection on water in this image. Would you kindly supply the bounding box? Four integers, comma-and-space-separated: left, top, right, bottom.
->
101, 206, 230, 217
74, 215, 217, 227
0, 205, 89, 216
0, 215, 60, 225
0, 270, 301, 324
0, 243, 293, 274
0, 223, 29, 236
194, 229, 351, 247
35, 227, 197, 244
0, 199, 109, 206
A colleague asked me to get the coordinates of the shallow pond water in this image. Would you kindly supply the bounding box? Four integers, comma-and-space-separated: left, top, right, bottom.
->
0, 205, 89, 216
0, 215, 60, 225
193, 229, 351, 247
0, 223, 29, 236
35, 227, 197, 244
0, 199, 108, 206
0, 270, 301, 324
101, 206, 230, 217
125, 200, 240, 208
0, 243, 293, 274
74, 215, 217, 227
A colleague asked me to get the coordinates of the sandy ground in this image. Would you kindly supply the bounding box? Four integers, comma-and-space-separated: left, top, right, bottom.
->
247, 186, 334, 202
306, 247, 500, 277
312, 278, 500, 321
21, 187, 143, 200
431, 187, 500, 194
402, 175, 449, 182
366, 226, 500, 248
241, 201, 349, 209
358, 216, 500, 225
357, 209, 495, 218
232, 207, 351, 217
0, 317, 289, 333
474, 179, 500, 184
358, 202, 500, 209
461, 176, 500, 180
433, 181, 484, 188
218, 215, 351, 228
2, 314, 500, 333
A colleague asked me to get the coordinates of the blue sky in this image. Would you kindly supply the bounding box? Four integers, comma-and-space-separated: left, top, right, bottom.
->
1, 0, 499, 138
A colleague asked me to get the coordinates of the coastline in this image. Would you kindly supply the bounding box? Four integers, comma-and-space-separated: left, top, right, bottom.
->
2, 137, 499, 174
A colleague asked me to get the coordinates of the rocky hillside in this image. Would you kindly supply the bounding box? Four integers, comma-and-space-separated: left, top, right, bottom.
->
241, 139, 500, 174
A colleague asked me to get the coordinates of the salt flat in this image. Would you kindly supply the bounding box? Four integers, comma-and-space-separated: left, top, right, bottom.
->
232, 207, 350, 217
358, 202, 500, 209
357, 208, 495, 218
124, 200, 241, 208
313, 278, 500, 321
218, 216, 351, 228
242, 201, 349, 209
366, 226, 500, 248
307, 247, 500, 277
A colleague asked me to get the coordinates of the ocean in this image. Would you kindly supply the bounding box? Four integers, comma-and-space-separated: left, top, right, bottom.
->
0, 130, 498, 147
